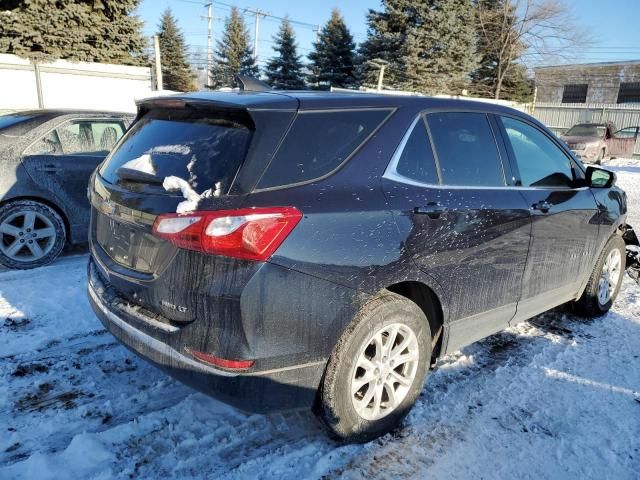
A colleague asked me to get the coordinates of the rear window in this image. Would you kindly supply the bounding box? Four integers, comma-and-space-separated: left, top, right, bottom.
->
256, 109, 392, 189
99, 109, 252, 195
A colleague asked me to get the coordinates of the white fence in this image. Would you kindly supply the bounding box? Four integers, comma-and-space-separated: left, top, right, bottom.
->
531, 102, 640, 155
0, 54, 153, 114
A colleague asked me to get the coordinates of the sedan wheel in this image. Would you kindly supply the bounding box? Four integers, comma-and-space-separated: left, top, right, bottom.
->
0, 200, 66, 269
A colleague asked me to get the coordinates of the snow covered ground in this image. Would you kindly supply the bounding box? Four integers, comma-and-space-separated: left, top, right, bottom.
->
1, 158, 639, 479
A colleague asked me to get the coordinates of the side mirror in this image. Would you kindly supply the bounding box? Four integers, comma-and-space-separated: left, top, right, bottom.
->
586, 166, 616, 188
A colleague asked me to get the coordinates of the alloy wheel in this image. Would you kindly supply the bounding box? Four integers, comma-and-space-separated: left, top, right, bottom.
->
598, 249, 622, 305
351, 323, 420, 421
0, 210, 57, 262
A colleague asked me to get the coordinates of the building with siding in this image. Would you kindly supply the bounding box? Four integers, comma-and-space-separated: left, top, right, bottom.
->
534, 60, 640, 104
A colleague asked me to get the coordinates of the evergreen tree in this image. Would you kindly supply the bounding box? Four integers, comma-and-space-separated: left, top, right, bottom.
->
471, 0, 533, 101
308, 9, 357, 89
157, 8, 195, 91
359, 0, 477, 94
0, 0, 147, 65
403, 0, 477, 94
210, 7, 259, 89
264, 18, 305, 90
357, 1, 411, 89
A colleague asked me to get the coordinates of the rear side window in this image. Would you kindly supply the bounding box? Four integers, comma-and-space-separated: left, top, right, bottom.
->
394, 118, 438, 184
24, 131, 63, 155
256, 109, 391, 189
426, 112, 504, 187
58, 120, 125, 154
99, 109, 252, 195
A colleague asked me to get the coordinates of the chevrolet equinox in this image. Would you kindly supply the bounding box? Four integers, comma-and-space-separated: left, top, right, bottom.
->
88, 90, 634, 441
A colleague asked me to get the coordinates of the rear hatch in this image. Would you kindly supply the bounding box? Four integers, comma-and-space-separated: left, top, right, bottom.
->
89, 98, 293, 324
94, 104, 252, 265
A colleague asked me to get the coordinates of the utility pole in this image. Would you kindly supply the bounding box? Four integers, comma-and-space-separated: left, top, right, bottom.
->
204, 3, 213, 87
153, 35, 163, 91
368, 59, 388, 93
252, 9, 267, 66
33, 62, 44, 108
376, 64, 386, 92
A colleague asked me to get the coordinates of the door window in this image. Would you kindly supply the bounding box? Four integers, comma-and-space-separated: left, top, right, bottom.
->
500, 116, 574, 188
24, 131, 63, 155
426, 112, 505, 186
393, 118, 439, 184
57, 120, 125, 154
613, 127, 639, 138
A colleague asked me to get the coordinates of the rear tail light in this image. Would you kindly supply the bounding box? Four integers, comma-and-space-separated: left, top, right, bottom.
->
152, 207, 302, 261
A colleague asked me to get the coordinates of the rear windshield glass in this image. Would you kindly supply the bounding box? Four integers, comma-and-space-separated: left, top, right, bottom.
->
0, 114, 36, 131
256, 109, 392, 189
99, 109, 252, 195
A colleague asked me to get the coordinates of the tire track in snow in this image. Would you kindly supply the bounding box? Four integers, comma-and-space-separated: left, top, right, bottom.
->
1, 330, 191, 465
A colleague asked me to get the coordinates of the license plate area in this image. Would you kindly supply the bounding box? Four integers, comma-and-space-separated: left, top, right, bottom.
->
96, 212, 166, 274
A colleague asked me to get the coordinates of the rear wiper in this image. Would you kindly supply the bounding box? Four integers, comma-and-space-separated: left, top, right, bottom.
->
115, 167, 164, 185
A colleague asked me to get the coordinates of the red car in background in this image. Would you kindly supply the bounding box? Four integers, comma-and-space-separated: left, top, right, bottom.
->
560, 122, 639, 164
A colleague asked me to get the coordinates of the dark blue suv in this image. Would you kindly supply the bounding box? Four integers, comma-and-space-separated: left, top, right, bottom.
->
88, 90, 637, 441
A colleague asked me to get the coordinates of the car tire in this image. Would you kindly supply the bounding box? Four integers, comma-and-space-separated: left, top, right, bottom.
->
573, 236, 626, 317
0, 200, 66, 270
317, 291, 431, 442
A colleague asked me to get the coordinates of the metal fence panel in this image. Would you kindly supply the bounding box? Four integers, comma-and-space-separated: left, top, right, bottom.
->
531, 102, 640, 155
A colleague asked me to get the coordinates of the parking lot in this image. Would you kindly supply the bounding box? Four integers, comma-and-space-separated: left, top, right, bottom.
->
1, 159, 639, 480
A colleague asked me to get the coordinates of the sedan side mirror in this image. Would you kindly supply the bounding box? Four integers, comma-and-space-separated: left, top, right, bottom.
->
586, 166, 616, 188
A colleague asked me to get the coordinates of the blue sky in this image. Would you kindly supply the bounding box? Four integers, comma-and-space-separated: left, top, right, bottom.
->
137, 0, 640, 69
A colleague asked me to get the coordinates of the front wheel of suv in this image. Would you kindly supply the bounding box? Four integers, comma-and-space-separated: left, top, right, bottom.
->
573, 236, 626, 317
317, 291, 431, 442
0, 200, 66, 270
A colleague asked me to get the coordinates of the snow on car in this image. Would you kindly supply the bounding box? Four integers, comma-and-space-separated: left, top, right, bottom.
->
0, 158, 639, 479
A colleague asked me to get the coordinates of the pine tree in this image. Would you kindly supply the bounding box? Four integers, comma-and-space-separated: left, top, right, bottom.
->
0, 0, 147, 65
471, 0, 533, 101
359, 0, 477, 94
157, 8, 195, 92
264, 18, 305, 89
403, 0, 477, 94
308, 9, 357, 89
357, 0, 412, 89
210, 7, 259, 89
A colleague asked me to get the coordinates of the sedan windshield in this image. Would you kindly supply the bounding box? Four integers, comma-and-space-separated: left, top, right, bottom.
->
564, 125, 606, 137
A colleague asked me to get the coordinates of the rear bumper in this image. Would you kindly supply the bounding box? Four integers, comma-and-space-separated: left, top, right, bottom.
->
88, 273, 325, 414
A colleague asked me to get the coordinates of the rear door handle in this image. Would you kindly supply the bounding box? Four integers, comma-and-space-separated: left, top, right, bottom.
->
532, 200, 553, 213
414, 202, 447, 219
36, 164, 62, 173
